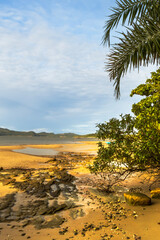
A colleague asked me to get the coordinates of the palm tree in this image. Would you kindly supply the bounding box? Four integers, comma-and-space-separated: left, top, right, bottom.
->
103, 0, 160, 98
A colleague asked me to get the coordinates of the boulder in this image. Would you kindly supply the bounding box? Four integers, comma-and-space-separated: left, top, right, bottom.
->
150, 188, 160, 199
124, 192, 151, 206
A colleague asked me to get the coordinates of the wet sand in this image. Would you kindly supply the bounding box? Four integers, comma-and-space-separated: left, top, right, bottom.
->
0, 141, 99, 169
0, 142, 159, 240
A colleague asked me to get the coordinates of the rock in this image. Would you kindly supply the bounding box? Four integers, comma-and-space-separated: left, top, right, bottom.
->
150, 188, 160, 199
31, 216, 45, 229
2, 178, 16, 185
59, 183, 65, 190
21, 233, 26, 236
70, 208, 85, 219
36, 190, 46, 198
124, 192, 151, 206
111, 224, 117, 229
44, 179, 55, 190
39, 215, 65, 229
36, 204, 49, 215
59, 227, 68, 235
48, 200, 68, 213
22, 220, 30, 227
0, 207, 11, 220
59, 171, 75, 182
0, 194, 16, 210
50, 184, 61, 197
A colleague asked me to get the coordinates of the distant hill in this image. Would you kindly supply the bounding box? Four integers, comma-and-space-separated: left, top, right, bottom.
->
74, 133, 97, 138
0, 128, 55, 137
0, 128, 96, 138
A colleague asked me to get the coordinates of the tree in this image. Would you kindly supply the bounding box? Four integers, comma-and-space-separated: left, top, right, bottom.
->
89, 69, 160, 191
130, 68, 160, 167
103, 0, 160, 98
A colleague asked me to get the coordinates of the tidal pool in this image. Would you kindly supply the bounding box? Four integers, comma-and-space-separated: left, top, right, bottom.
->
13, 147, 59, 156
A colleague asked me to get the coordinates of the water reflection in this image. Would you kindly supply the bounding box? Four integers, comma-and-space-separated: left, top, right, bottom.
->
13, 147, 59, 156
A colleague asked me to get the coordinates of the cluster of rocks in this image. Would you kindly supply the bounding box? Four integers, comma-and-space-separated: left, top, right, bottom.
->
0, 151, 96, 231
0, 151, 160, 239
0, 164, 81, 229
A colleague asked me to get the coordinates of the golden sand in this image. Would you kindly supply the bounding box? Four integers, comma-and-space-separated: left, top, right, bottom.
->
0, 141, 99, 169
0, 142, 159, 240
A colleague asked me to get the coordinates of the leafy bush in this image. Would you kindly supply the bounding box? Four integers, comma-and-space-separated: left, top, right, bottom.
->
89, 69, 160, 191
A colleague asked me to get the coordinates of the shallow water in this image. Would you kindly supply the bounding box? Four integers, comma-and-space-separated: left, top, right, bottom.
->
0, 136, 96, 146
13, 147, 59, 156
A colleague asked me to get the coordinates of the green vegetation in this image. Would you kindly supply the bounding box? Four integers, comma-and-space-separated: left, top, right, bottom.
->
130, 69, 160, 167
89, 69, 160, 190
103, 0, 160, 98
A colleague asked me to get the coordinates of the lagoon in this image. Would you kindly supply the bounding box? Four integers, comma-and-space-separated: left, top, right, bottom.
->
13, 147, 59, 156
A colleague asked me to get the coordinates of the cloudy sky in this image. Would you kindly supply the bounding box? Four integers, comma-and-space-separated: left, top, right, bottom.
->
0, 0, 158, 134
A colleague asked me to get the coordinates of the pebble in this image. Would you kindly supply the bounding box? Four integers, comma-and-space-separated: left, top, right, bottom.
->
21, 233, 26, 236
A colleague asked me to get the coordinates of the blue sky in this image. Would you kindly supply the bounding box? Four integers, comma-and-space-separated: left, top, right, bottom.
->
0, 0, 158, 134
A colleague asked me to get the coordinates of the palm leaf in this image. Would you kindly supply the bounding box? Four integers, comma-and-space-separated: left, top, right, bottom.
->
102, 0, 158, 46
106, 18, 160, 98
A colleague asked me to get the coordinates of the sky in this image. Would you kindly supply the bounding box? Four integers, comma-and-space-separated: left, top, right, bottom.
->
0, 0, 158, 134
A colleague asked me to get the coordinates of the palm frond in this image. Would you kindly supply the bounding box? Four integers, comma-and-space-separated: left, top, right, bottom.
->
106, 18, 160, 98
102, 0, 157, 46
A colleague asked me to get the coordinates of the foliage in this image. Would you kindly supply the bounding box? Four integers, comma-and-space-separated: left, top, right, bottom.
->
103, 0, 160, 98
89, 69, 160, 190
89, 114, 138, 191
130, 68, 160, 167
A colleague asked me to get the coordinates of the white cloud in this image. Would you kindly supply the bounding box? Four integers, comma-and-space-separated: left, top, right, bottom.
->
32, 128, 50, 133
0, 6, 109, 99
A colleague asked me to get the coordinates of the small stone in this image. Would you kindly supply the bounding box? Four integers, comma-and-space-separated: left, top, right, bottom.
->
73, 229, 78, 235
111, 224, 117, 229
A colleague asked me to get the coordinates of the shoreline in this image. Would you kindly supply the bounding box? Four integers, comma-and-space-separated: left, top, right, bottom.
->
0, 141, 99, 169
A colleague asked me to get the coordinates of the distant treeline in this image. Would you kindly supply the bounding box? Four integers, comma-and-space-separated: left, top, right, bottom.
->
0, 128, 96, 138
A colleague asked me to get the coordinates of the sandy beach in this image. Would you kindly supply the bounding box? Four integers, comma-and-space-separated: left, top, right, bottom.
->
0, 142, 159, 240
0, 141, 98, 169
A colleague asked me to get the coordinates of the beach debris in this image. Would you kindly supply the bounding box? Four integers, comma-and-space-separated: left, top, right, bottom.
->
124, 192, 151, 206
